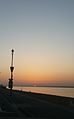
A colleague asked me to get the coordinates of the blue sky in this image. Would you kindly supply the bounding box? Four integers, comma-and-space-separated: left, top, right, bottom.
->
0, 0, 74, 86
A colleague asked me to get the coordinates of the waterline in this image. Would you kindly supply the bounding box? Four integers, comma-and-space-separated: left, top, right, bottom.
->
13, 86, 74, 98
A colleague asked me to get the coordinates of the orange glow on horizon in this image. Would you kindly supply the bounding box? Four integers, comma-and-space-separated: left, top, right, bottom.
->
13, 69, 74, 86
0, 65, 74, 86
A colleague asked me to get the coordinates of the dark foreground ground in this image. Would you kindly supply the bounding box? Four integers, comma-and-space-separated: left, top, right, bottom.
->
0, 86, 74, 119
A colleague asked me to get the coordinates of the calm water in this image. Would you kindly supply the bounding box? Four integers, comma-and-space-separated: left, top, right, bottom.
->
13, 86, 74, 98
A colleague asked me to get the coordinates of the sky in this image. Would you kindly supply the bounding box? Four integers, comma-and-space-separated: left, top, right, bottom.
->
0, 0, 74, 86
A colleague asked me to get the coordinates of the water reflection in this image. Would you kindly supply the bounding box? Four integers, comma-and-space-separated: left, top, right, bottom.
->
14, 86, 74, 98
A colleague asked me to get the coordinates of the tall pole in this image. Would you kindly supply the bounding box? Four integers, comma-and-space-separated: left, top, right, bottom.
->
8, 49, 14, 91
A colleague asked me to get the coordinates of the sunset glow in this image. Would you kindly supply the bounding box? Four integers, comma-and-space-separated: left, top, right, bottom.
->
0, 0, 74, 86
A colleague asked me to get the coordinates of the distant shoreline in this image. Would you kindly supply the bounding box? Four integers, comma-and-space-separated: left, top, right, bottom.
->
14, 85, 74, 88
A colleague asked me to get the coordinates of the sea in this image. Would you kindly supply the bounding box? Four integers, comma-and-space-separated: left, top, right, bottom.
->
13, 86, 74, 98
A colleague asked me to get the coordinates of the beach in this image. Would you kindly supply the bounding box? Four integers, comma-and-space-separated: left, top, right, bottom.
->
0, 86, 74, 119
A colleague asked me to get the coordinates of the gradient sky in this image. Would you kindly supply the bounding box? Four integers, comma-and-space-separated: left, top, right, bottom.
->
0, 0, 74, 86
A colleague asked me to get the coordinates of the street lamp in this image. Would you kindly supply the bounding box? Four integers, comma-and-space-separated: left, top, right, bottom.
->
8, 49, 14, 92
